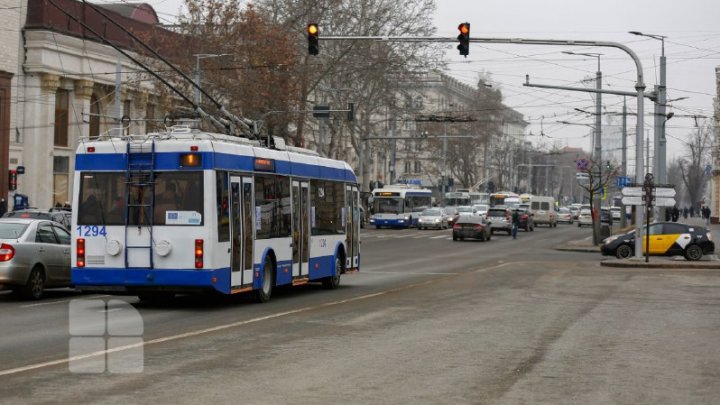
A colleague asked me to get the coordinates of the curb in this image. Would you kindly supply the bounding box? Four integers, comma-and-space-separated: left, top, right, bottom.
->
601, 259, 720, 269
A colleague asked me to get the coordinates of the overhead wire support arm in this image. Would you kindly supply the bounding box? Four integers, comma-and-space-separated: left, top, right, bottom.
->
79, 1, 255, 137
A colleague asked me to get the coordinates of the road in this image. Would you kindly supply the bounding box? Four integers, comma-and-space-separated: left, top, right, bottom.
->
1, 224, 720, 404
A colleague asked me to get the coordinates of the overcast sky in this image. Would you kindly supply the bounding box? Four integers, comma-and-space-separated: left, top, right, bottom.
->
138, 0, 720, 167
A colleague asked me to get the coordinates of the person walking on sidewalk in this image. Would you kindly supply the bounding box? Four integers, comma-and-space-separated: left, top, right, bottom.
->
511, 209, 520, 240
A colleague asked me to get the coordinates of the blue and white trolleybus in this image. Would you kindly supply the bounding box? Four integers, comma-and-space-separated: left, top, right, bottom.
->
71, 127, 361, 302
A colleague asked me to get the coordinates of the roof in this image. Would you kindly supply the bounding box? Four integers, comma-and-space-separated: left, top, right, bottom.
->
95, 3, 159, 24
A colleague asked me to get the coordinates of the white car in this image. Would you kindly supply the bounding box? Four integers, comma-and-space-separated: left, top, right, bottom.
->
610, 207, 622, 221
577, 208, 593, 227
472, 204, 489, 218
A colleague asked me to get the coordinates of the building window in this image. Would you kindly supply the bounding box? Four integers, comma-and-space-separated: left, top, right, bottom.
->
404, 161, 411, 173
414, 161, 422, 173
53, 156, 69, 206
54, 90, 69, 146
89, 94, 100, 138
123, 99, 131, 119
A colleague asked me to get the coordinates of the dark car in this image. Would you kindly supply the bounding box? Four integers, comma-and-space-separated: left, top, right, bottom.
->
3, 209, 72, 230
516, 207, 534, 231
452, 215, 491, 242
601, 222, 714, 261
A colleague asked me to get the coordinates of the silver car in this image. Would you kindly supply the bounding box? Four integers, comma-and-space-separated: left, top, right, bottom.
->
418, 208, 449, 230
0, 219, 72, 299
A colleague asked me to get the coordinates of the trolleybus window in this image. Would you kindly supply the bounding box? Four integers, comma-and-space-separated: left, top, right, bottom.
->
77, 172, 204, 226
216, 171, 230, 241
373, 197, 402, 214
311, 180, 345, 235
255, 174, 291, 239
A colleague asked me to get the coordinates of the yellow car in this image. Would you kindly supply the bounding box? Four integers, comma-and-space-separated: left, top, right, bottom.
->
601, 222, 714, 261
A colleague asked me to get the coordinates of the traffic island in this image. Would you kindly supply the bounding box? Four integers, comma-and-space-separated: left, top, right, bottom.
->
555, 235, 600, 253
601, 255, 720, 269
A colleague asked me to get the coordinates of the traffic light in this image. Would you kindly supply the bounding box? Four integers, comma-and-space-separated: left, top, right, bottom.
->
8, 169, 17, 191
307, 23, 319, 55
457, 22, 470, 57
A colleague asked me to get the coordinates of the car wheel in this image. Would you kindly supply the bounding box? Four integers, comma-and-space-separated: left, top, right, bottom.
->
615, 244, 633, 259
490, 229, 494, 235
685, 244, 703, 261
578, 223, 581, 227
460, 237, 464, 241
255, 257, 274, 302
20, 266, 45, 300
453, 235, 458, 241
375, 226, 381, 230
322, 255, 343, 289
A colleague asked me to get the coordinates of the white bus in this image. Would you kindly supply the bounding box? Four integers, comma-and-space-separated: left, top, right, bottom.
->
71, 127, 361, 303
369, 185, 433, 228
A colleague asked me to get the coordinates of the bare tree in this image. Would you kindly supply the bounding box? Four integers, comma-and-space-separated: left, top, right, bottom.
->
678, 123, 713, 211
577, 158, 620, 245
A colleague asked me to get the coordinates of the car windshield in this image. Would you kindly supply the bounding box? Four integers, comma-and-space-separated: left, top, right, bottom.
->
421, 208, 441, 216
559, 208, 570, 213
580, 209, 591, 215
457, 207, 473, 213
488, 209, 506, 217
473, 205, 488, 211
0, 223, 29, 238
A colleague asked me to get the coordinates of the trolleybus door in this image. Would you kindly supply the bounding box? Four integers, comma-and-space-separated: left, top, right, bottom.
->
230, 176, 254, 288
346, 185, 360, 269
292, 181, 310, 278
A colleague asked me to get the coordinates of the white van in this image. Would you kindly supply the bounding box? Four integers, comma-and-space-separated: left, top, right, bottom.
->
530, 196, 557, 227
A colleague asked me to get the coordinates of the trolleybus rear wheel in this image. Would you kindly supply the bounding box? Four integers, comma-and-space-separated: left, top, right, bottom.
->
255, 258, 274, 303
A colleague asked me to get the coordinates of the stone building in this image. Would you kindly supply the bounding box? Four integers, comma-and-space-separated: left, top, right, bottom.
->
2, 0, 169, 208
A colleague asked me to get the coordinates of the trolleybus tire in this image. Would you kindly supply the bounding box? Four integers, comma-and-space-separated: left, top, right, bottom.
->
322, 255, 343, 289
255, 258, 274, 303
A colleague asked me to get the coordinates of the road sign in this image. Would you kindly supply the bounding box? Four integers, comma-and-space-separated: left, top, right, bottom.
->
654, 187, 676, 198
576, 172, 589, 181
621, 196, 643, 206
615, 175, 631, 188
622, 196, 675, 206
654, 197, 676, 207
621, 187, 643, 197
576, 158, 589, 171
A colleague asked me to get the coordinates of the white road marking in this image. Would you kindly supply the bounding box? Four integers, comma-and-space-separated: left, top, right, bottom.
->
20, 295, 111, 309
430, 235, 448, 239
0, 262, 516, 377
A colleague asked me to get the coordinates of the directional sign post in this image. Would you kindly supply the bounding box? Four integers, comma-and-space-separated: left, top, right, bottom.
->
621, 187, 643, 197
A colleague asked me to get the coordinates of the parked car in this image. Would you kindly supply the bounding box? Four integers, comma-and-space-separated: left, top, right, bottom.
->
569, 204, 581, 219
601, 222, 714, 261
452, 215, 492, 241
516, 207, 534, 231
577, 208, 593, 227
418, 208, 449, 230
557, 207, 574, 224
3, 209, 72, 230
0, 218, 72, 299
486, 207, 512, 235
610, 206, 622, 221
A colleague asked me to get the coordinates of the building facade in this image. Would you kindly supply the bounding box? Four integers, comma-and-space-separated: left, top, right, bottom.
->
5, 0, 169, 209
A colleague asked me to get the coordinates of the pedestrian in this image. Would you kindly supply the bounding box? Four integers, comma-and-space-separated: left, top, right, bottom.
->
0, 198, 6, 217
683, 207, 688, 219
511, 209, 520, 240
672, 206, 680, 222
705, 206, 711, 225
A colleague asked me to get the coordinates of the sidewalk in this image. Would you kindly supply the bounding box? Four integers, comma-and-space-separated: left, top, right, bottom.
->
557, 216, 720, 269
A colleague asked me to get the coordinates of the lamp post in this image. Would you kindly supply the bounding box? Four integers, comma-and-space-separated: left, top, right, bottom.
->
193, 54, 233, 106
629, 32, 668, 185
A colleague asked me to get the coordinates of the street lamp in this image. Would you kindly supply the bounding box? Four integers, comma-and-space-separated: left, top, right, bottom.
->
629, 31, 668, 185
193, 54, 233, 106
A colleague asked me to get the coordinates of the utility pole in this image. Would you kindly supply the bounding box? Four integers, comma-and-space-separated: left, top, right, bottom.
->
390, 111, 397, 184
621, 97, 628, 228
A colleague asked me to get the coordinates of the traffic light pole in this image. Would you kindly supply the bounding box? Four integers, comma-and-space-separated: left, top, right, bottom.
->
318, 34, 646, 257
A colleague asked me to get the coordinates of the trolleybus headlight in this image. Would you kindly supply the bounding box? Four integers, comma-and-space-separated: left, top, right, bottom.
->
77, 238, 86, 267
